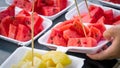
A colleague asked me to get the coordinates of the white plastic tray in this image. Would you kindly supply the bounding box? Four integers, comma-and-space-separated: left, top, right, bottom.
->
38, 22, 112, 54
5, 0, 74, 20
0, 7, 52, 46
0, 47, 84, 68
98, 0, 120, 9
65, 1, 120, 20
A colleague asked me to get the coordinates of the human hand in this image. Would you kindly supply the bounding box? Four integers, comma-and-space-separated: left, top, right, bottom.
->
87, 25, 120, 60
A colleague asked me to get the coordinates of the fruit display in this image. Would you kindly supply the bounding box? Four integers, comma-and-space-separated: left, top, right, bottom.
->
47, 17, 106, 47
47, 4, 120, 48
104, 0, 120, 4
73, 5, 120, 25
11, 50, 71, 68
0, 5, 44, 42
12, 0, 68, 16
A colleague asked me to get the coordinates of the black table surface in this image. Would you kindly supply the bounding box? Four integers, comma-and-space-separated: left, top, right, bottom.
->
0, 0, 118, 68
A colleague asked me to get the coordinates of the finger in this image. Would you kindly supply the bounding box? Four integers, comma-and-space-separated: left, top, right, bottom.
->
87, 37, 120, 60
87, 50, 109, 60
103, 27, 115, 40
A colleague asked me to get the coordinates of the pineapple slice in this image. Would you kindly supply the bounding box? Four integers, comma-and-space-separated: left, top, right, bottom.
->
42, 51, 71, 66
22, 50, 42, 61
56, 63, 64, 68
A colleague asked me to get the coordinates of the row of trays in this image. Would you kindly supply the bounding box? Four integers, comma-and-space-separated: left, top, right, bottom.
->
0, 0, 120, 54
1, 0, 120, 68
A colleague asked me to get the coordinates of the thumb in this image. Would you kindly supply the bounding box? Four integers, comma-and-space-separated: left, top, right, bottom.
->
103, 27, 115, 40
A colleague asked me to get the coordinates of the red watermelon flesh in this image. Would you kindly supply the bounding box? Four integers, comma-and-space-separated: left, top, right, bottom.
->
13, 0, 32, 11
16, 11, 44, 35
56, 0, 68, 10
44, 0, 54, 6
88, 16, 106, 35
34, 0, 43, 15
113, 20, 120, 25
0, 16, 14, 36
33, 13, 44, 35
0, 5, 15, 23
47, 28, 67, 46
108, 0, 120, 4
67, 38, 81, 47
16, 24, 31, 42
24, 13, 43, 35
71, 19, 89, 37
95, 16, 106, 34
17, 10, 30, 16
54, 19, 74, 29
88, 23, 106, 35
89, 5, 97, 11
52, 34, 67, 47
41, 6, 60, 16
80, 37, 97, 47
63, 29, 81, 40
36, 0, 45, 7
58, 23, 73, 31
12, 15, 27, 26
104, 9, 114, 25
47, 29, 63, 44
82, 6, 104, 23
88, 26, 102, 42
8, 24, 17, 39
113, 15, 120, 23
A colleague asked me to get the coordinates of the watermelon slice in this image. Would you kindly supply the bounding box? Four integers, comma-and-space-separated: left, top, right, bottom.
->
47, 29, 62, 44
55, 0, 68, 10
17, 10, 30, 16
0, 5, 15, 23
67, 38, 81, 47
104, 9, 114, 25
24, 12, 43, 35
55, 19, 74, 29
16, 24, 31, 42
80, 37, 97, 47
41, 6, 60, 16
88, 16, 106, 34
113, 20, 120, 25
47, 29, 67, 46
0, 16, 14, 36
71, 19, 89, 37
59, 23, 73, 31
88, 26, 102, 42
113, 15, 120, 23
52, 34, 67, 47
8, 24, 17, 39
63, 29, 81, 40
96, 16, 106, 34
82, 6, 104, 23
12, 15, 27, 26
44, 0, 54, 6
13, 0, 32, 11
89, 5, 97, 11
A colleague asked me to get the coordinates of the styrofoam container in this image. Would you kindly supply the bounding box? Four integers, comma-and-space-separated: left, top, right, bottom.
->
38, 21, 113, 54
0, 7, 52, 46
65, 1, 120, 20
5, 0, 74, 20
98, 0, 120, 9
0, 47, 84, 68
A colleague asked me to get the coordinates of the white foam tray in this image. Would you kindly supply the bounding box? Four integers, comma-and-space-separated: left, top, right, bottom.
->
65, 1, 120, 20
5, 0, 74, 20
0, 7, 52, 46
0, 47, 84, 68
38, 22, 112, 54
98, 0, 120, 9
